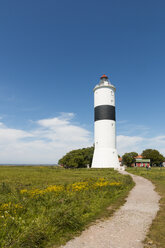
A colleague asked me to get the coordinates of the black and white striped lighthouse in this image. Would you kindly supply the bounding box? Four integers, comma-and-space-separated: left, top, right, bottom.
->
91, 75, 119, 168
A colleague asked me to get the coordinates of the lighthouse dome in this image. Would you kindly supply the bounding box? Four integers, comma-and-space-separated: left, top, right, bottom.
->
99, 74, 111, 86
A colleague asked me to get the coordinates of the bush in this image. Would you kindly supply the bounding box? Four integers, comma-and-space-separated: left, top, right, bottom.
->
58, 147, 94, 168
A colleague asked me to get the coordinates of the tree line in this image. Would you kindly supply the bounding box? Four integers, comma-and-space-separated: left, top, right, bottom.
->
122, 149, 165, 167
58, 147, 165, 168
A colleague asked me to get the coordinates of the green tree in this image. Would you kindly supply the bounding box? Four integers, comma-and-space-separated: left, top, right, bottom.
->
122, 152, 138, 167
58, 146, 94, 168
142, 149, 165, 166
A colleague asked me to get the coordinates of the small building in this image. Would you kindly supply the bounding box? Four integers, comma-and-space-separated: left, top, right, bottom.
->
134, 155, 150, 167
119, 157, 122, 166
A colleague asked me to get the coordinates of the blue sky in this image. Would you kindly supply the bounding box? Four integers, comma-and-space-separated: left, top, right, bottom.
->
0, 0, 165, 163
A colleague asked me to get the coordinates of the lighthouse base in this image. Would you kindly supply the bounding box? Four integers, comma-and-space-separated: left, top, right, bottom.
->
91, 148, 120, 168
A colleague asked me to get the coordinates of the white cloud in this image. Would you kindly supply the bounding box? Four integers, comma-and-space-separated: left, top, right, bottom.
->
117, 135, 144, 155
0, 113, 92, 164
117, 135, 165, 156
0, 115, 164, 164
116, 120, 165, 155
144, 136, 165, 155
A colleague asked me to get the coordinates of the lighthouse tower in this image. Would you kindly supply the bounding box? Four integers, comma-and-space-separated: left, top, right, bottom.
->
92, 75, 120, 169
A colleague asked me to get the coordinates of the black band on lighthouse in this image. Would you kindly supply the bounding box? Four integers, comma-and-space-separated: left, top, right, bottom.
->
95, 105, 115, 121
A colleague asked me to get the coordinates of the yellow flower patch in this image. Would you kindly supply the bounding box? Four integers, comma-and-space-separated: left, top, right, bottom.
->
94, 181, 121, 187
0, 202, 23, 220
67, 182, 89, 192
0, 202, 23, 211
20, 185, 64, 197
20, 178, 121, 197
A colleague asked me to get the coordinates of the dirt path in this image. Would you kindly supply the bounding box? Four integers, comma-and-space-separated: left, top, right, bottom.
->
61, 171, 160, 248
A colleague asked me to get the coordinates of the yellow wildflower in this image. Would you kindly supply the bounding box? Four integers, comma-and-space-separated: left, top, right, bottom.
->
20, 189, 28, 194
20, 184, 64, 197
67, 182, 89, 192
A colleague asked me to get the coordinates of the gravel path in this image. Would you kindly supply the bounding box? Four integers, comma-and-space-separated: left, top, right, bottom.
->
61, 171, 160, 248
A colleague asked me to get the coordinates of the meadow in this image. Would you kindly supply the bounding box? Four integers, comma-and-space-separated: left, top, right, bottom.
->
0, 166, 134, 248
127, 167, 165, 248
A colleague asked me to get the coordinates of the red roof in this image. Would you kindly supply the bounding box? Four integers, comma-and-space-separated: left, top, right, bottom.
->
135, 155, 143, 159
100, 74, 108, 79
119, 157, 122, 162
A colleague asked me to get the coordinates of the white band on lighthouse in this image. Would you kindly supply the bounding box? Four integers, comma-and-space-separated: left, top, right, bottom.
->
91, 75, 120, 169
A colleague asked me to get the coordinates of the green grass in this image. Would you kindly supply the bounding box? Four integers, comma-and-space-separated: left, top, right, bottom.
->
0, 166, 134, 248
127, 167, 165, 248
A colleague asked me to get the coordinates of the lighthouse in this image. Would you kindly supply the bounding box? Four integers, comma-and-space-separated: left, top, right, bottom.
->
91, 75, 120, 169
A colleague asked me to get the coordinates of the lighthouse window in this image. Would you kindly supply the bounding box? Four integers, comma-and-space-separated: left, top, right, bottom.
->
112, 123, 114, 126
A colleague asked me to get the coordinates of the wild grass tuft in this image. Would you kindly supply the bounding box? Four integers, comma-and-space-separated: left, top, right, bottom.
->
0, 167, 134, 248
